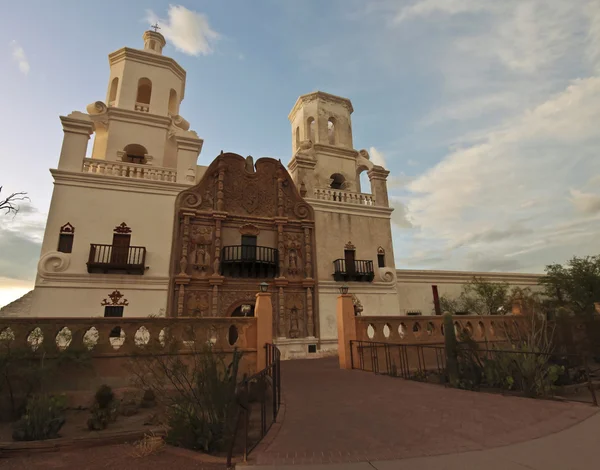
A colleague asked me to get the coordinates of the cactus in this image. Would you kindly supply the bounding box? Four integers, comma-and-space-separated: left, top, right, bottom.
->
443, 313, 459, 387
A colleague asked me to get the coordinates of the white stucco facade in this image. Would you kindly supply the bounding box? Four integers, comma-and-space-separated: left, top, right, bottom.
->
22, 30, 544, 358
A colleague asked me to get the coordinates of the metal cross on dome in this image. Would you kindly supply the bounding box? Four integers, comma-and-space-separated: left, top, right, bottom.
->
151, 23, 161, 32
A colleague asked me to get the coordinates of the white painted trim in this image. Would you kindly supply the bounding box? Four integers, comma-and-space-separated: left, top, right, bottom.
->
395, 269, 543, 285
51, 169, 189, 195
307, 198, 393, 218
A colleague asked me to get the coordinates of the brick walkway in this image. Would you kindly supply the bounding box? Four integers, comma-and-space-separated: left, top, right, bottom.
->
249, 357, 597, 466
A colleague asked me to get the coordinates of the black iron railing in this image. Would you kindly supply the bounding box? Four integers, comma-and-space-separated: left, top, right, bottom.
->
350, 340, 599, 406
221, 245, 279, 278
87, 244, 146, 274
228, 343, 281, 465
333, 259, 375, 282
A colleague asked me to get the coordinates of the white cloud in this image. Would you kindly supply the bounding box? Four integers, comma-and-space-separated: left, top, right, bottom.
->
570, 190, 600, 215
394, 0, 490, 24
404, 76, 600, 271
146, 5, 219, 56
368, 146, 387, 167
9, 40, 29, 75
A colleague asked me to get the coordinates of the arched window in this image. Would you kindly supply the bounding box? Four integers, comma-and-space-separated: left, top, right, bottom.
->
57, 222, 75, 253
327, 118, 336, 145
377, 247, 386, 268
123, 144, 148, 164
330, 173, 345, 190
108, 77, 118, 105
307, 117, 316, 142
136, 78, 152, 105
295, 126, 300, 149
357, 166, 371, 194
168, 89, 178, 115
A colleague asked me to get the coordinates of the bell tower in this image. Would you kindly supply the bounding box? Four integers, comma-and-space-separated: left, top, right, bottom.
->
84, 27, 201, 177
287, 91, 398, 353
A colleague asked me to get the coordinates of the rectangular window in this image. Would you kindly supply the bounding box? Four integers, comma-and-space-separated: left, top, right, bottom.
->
241, 235, 257, 260
377, 253, 385, 268
57, 233, 74, 253
104, 306, 124, 318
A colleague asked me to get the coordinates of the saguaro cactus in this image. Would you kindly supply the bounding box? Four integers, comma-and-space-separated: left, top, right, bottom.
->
443, 313, 459, 387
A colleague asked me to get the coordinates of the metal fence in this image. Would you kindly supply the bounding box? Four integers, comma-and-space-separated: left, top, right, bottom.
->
350, 340, 599, 406
228, 343, 281, 465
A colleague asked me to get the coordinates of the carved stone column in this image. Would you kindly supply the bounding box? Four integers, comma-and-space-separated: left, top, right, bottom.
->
177, 284, 185, 316
303, 225, 313, 279
306, 287, 314, 337
209, 276, 224, 316
179, 214, 192, 275
277, 223, 285, 276
274, 278, 288, 338
212, 215, 225, 275
216, 161, 225, 211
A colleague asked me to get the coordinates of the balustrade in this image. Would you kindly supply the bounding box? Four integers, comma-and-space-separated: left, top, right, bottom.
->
355, 315, 524, 344
135, 102, 150, 112
0, 317, 257, 356
82, 158, 177, 182
313, 188, 375, 206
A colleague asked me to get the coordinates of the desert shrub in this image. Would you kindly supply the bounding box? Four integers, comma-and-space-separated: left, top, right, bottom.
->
12, 394, 66, 441
131, 432, 165, 458
87, 384, 119, 430
0, 332, 90, 421
126, 337, 243, 454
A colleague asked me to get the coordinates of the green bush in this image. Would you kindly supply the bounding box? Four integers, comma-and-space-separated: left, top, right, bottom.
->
12, 394, 66, 441
127, 339, 243, 453
87, 384, 119, 431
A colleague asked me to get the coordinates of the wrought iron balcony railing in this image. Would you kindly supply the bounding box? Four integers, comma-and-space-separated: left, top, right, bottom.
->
87, 244, 147, 275
333, 259, 375, 282
220, 245, 279, 278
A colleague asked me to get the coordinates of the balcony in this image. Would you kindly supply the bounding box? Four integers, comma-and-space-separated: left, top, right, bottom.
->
333, 259, 375, 282
82, 158, 177, 182
220, 246, 279, 278
87, 244, 147, 274
313, 188, 375, 206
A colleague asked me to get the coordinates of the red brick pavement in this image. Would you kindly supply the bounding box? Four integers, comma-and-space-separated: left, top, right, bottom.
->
250, 357, 597, 465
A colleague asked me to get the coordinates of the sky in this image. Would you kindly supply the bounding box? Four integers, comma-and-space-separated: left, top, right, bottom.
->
2, 0, 600, 308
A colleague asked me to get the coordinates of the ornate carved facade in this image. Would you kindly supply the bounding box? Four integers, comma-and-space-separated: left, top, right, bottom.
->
168, 153, 318, 341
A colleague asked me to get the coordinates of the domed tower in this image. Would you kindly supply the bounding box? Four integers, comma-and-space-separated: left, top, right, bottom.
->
287, 91, 398, 352
83, 28, 200, 174
31, 29, 205, 318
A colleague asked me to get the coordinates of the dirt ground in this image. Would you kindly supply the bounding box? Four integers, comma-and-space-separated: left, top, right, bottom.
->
0, 444, 228, 469
0, 408, 160, 442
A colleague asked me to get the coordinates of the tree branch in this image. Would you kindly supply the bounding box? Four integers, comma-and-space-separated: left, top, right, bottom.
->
0, 186, 30, 217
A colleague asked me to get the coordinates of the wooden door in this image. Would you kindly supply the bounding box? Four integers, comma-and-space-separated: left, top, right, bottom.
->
344, 249, 356, 276
241, 235, 257, 261
111, 234, 130, 265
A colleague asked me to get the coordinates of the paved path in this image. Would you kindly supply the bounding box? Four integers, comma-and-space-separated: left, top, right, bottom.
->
247, 357, 597, 467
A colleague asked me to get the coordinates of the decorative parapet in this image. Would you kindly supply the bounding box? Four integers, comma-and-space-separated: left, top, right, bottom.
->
354, 315, 526, 344
82, 158, 177, 182
0, 317, 258, 356
313, 188, 375, 206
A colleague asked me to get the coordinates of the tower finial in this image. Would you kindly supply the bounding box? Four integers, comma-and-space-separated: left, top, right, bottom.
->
151, 23, 161, 32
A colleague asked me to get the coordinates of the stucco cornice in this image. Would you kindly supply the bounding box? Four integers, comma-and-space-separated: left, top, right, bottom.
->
106, 107, 172, 129
395, 269, 544, 285
108, 47, 187, 98
36, 273, 169, 288
288, 91, 354, 122
306, 198, 393, 219
313, 144, 358, 160
50, 169, 189, 196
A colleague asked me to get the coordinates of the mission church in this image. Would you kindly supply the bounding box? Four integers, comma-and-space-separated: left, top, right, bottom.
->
18, 29, 539, 358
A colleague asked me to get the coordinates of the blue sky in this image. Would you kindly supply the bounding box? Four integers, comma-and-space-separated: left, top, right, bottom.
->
2, 0, 600, 307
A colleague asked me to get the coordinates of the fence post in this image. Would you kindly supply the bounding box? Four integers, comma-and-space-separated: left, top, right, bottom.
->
336, 293, 357, 369
255, 291, 273, 369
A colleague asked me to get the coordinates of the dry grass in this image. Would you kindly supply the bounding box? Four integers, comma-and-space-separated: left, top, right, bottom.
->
130, 431, 165, 458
